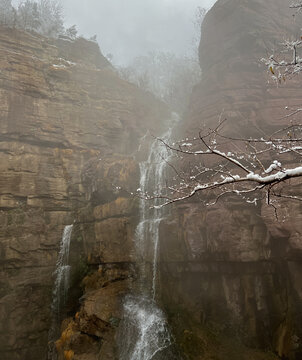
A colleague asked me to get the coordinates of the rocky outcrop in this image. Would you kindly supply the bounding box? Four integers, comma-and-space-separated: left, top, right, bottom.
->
159, 1, 302, 359
0, 27, 168, 360
55, 264, 135, 360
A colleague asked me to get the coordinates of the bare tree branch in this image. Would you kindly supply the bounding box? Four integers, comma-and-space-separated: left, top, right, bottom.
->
138, 2, 302, 210
141, 121, 302, 208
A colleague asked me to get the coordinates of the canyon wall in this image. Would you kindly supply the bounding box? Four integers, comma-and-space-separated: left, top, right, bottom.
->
1, 1, 302, 359
159, 1, 302, 359
0, 27, 169, 360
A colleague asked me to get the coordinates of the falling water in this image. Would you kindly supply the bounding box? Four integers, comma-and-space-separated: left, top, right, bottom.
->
52, 224, 73, 314
48, 224, 73, 360
118, 114, 180, 360
118, 296, 172, 360
136, 126, 173, 298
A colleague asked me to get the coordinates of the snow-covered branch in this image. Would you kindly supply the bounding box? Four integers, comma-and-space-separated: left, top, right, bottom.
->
138, 2, 302, 209
263, 3, 302, 81
140, 123, 302, 208
290, 2, 302, 10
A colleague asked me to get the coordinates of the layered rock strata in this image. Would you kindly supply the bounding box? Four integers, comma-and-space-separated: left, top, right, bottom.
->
1, 1, 302, 359
159, 0, 302, 359
0, 27, 168, 360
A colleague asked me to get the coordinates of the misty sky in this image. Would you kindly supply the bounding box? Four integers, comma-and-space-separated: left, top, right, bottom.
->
59, 0, 217, 65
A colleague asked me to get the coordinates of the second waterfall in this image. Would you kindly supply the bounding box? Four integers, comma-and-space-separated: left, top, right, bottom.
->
118, 114, 180, 360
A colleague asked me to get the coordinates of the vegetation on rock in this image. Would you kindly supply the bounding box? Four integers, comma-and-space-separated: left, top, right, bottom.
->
0, 0, 74, 38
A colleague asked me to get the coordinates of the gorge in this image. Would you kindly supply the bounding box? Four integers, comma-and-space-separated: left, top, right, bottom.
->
0, 0, 302, 360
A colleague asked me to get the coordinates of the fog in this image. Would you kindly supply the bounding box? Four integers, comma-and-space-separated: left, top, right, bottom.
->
60, 0, 217, 65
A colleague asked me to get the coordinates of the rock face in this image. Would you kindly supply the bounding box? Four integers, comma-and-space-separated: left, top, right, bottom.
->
159, 1, 302, 359
1, 1, 302, 359
0, 27, 168, 360
186, 0, 301, 137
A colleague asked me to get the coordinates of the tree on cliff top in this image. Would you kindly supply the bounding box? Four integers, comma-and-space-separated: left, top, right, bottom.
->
118, 6, 206, 115
0, 0, 16, 26
17, 1, 41, 31
0, 0, 64, 38
119, 51, 201, 114
37, 0, 64, 37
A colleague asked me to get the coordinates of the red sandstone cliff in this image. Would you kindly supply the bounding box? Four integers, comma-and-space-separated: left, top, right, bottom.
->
186, 0, 301, 136
159, 1, 302, 359
0, 27, 169, 360
1, 1, 302, 359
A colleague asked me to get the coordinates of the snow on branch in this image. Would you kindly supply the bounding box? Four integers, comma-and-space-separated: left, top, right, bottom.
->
140, 122, 302, 208
137, 2, 302, 210
262, 41, 302, 82
290, 2, 302, 10
262, 2, 302, 81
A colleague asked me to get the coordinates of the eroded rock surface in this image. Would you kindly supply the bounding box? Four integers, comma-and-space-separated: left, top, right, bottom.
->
0, 27, 168, 360
159, 1, 302, 359
1, 1, 302, 359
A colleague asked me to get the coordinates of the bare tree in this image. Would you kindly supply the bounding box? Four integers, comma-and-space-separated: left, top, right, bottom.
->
144, 120, 301, 209
263, 1, 302, 83
17, 0, 40, 31
37, 0, 64, 37
0, 0, 15, 26
119, 51, 201, 114
192, 6, 207, 54
1, 0, 64, 38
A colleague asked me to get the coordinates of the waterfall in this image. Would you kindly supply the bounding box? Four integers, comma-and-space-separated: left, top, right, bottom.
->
136, 126, 173, 298
118, 114, 180, 360
52, 224, 73, 315
48, 224, 73, 360
118, 296, 172, 360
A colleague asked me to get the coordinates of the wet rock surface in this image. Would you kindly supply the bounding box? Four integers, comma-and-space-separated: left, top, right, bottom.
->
1, 0, 302, 359
0, 26, 168, 360
159, 0, 302, 359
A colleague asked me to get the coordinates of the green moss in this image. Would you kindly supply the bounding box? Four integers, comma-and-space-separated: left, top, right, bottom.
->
76, 235, 83, 243
109, 316, 120, 328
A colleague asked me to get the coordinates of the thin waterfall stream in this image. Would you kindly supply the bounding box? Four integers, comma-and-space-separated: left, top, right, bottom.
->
48, 224, 73, 360
118, 114, 180, 360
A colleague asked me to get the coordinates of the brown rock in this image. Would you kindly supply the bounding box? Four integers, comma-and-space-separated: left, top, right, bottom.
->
0, 26, 168, 359
161, 0, 302, 358
55, 265, 133, 360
